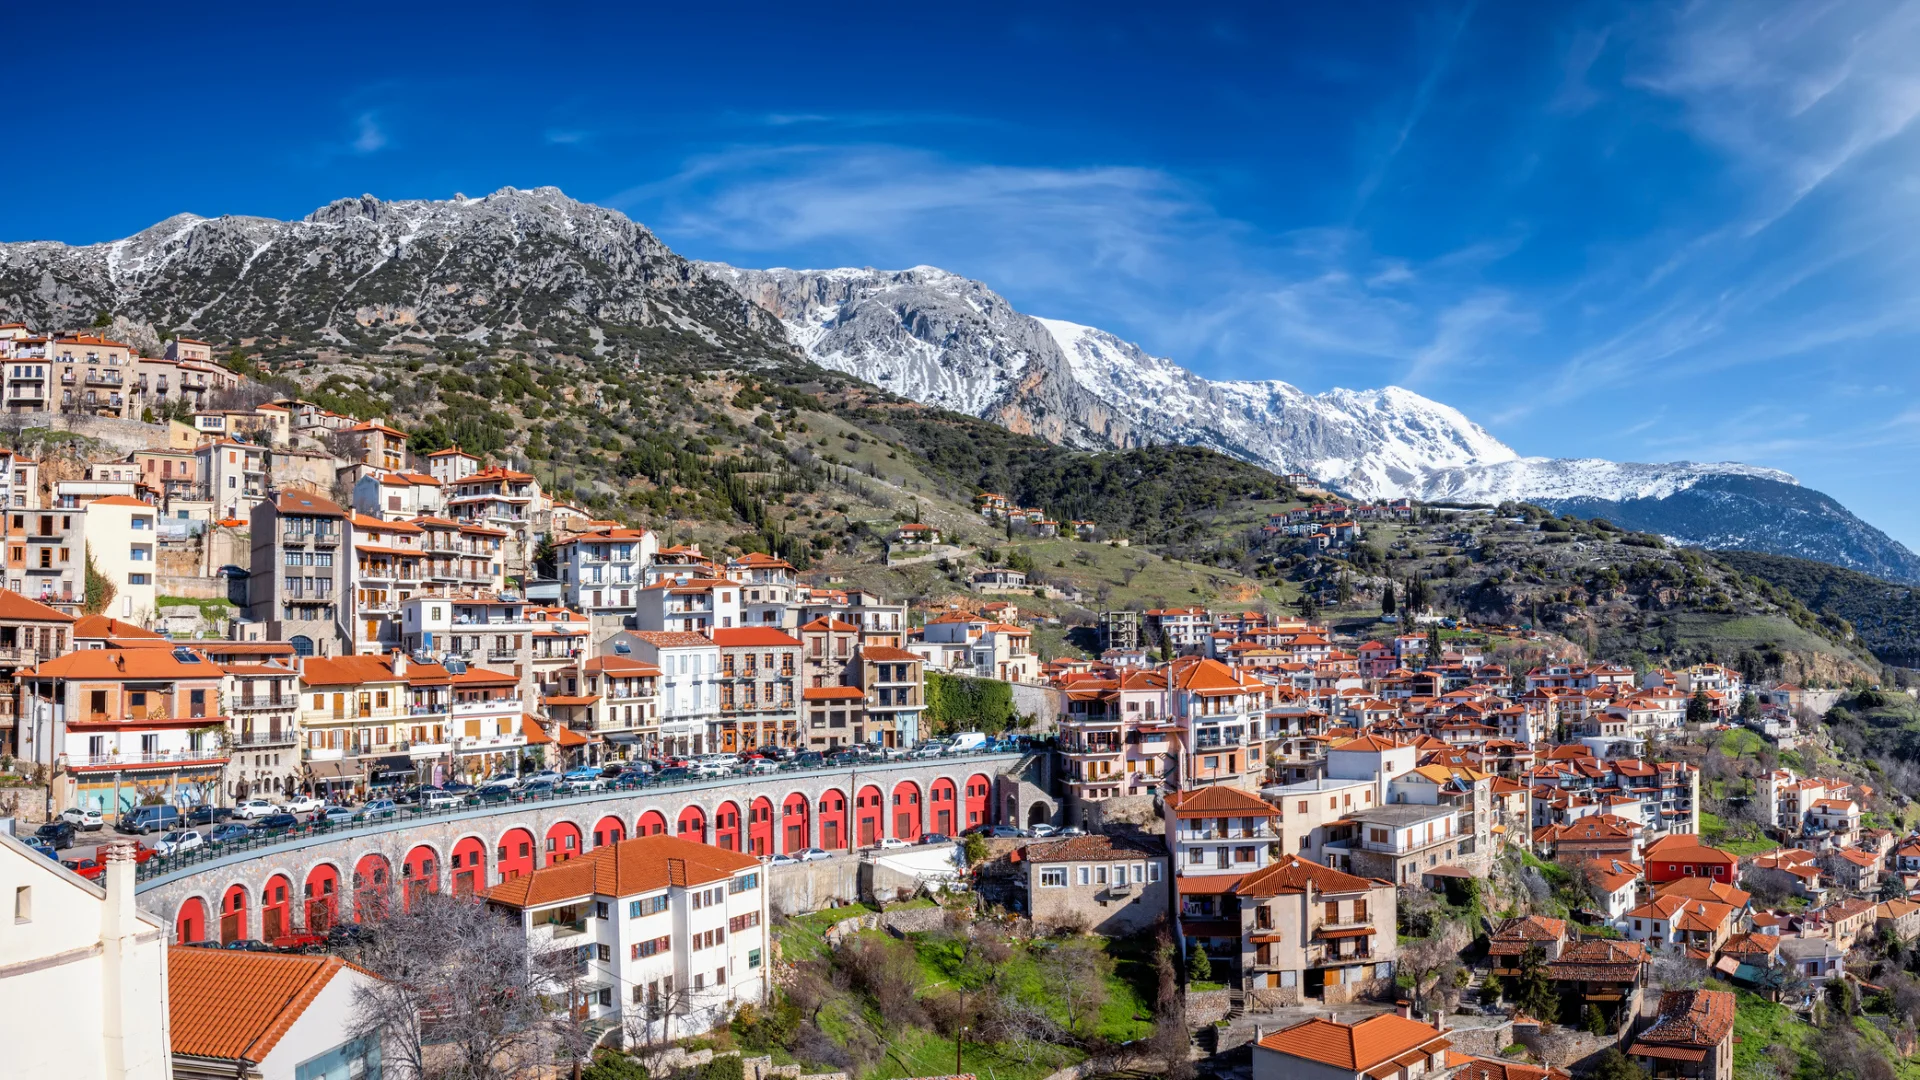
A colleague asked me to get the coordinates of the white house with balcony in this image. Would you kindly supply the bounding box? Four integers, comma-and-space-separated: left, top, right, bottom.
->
636, 578, 742, 634
616, 631, 721, 757
485, 834, 770, 1045
558, 527, 659, 615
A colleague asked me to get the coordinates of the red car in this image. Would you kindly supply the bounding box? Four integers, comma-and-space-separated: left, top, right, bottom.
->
272, 932, 327, 953
62, 848, 157, 881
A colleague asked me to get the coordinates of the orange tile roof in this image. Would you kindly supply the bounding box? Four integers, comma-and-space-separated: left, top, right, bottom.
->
87, 494, 152, 507
1234, 854, 1380, 898
710, 627, 803, 647
628, 630, 714, 648
29, 648, 216, 680
73, 614, 164, 639
167, 946, 376, 1063
1632, 988, 1735, 1049
487, 833, 759, 908
1330, 734, 1406, 752
1257, 1014, 1449, 1071
0, 589, 75, 623
803, 687, 865, 701
859, 646, 922, 662
1163, 785, 1280, 818
272, 490, 345, 517
299, 654, 402, 687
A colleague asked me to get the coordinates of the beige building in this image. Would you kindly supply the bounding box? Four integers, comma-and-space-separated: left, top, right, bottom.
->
1026, 833, 1169, 935
81, 495, 159, 624
0, 835, 172, 1080
1233, 854, 1398, 1005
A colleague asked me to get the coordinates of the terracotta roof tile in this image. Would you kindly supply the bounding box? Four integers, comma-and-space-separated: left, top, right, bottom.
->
168, 946, 375, 1063
1257, 1014, 1449, 1071
486, 833, 759, 908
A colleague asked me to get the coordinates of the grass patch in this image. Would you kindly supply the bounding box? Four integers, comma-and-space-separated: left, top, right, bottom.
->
1731, 988, 1818, 1078
157, 595, 237, 619
773, 902, 880, 963
877, 1023, 1078, 1080
1716, 728, 1767, 758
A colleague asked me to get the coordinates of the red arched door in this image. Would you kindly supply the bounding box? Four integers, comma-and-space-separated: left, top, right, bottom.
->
303, 865, 340, 932
593, 815, 626, 848
403, 846, 439, 910
677, 805, 708, 844
781, 793, 811, 853
176, 896, 207, 944
891, 781, 923, 842
964, 774, 991, 829
260, 874, 293, 942
220, 884, 249, 944
855, 785, 884, 847
929, 779, 957, 837
636, 810, 668, 837
544, 821, 583, 865
747, 796, 774, 856
818, 788, 849, 850
497, 827, 537, 880
714, 801, 742, 852
451, 837, 488, 896
353, 854, 393, 922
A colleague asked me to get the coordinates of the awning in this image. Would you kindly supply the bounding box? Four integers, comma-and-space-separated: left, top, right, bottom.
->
368, 755, 415, 779
1317, 926, 1375, 939
603, 732, 644, 745
308, 759, 359, 780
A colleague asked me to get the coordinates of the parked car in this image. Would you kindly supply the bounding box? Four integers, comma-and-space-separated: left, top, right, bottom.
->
208, 823, 252, 844
691, 761, 732, 779
354, 799, 400, 821
421, 789, 461, 811
59, 807, 105, 831
313, 807, 355, 826
484, 772, 521, 789
222, 939, 276, 952
565, 775, 608, 793
443, 781, 476, 795
743, 759, 780, 775
946, 732, 989, 754
21, 835, 59, 858
765, 853, 798, 866
1028, 824, 1059, 838
120, 805, 183, 834
34, 821, 76, 850
653, 767, 691, 783
187, 806, 237, 826
520, 780, 557, 798
272, 931, 327, 954
283, 795, 324, 814
155, 829, 205, 855
1057, 827, 1086, 837
796, 847, 834, 862
921, 833, 952, 846
988, 825, 1024, 839
792, 751, 824, 769
326, 922, 372, 949
524, 770, 562, 786
475, 784, 515, 803
909, 743, 947, 759
252, 813, 301, 834
563, 767, 602, 783
875, 837, 911, 851
233, 799, 280, 820
63, 857, 104, 880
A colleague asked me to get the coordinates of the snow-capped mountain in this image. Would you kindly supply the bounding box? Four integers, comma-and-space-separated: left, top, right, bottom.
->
709, 263, 1920, 582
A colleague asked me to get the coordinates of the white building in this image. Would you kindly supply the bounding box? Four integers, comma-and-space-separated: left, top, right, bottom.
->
0, 835, 171, 1080
167, 946, 385, 1080
485, 834, 770, 1043
557, 527, 659, 616
618, 630, 721, 756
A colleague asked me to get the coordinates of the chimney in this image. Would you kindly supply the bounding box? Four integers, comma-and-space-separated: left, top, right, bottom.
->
1396, 999, 1412, 1019
99, 839, 141, 1078
392, 650, 407, 678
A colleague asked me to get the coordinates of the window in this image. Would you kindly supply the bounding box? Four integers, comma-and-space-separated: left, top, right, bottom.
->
595, 902, 609, 920
631, 936, 671, 959
633, 894, 669, 917
749, 948, 762, 969
13, 886, 28, 923
729, 873, 758, 894
597, 944, 611, 961
1147, 863, 1162, 883
1039, 867, 1067, 887
1077, 866, 1090, 886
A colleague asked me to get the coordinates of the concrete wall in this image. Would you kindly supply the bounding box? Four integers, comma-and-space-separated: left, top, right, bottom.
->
135, 755, 1021, 935
766, 855, 863, 916
1010, 682, 1062, 732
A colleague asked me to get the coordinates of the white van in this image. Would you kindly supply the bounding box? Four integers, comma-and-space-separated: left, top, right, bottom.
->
946, 732, 989, 754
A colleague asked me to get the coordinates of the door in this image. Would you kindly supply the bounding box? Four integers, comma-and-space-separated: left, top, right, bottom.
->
262, 906, 285, 942
936, 809, 952, 835
823, 820, 841, 849
307, 898, 332, 933
455, 870, 476, 897
859, 815, 876, 846
220, 911, 241, 944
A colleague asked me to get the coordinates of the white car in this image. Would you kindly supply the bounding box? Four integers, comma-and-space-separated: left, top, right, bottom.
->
875, 837, 911, 851
797, 847, 834, 862
691, 761, 733, 779
282, 795, 324, 814
765, 853, 798, 866
743, 759, 780, 775
565, 776, 609, 793
421, 789, 462, 810
484, 772, 522, 789
523, 770, 562, 787
59, 807, 105, 831
1029, 824, 1059, 838
233, 799, 279, 820
154, 829, 204, 855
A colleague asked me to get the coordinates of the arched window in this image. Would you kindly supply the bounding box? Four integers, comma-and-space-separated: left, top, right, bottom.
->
290, 635, 315, 657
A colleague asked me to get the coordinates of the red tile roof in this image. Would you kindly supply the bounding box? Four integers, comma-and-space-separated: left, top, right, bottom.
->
168, 946, 376, 1063
1257, 1014, 1450, 1072
486, 833, 759, 908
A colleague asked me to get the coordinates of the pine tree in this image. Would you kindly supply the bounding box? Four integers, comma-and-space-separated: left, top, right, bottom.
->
1186, 944, 1213, 985
1382, 579, 1397, 616
1513, 945, 1560, 1026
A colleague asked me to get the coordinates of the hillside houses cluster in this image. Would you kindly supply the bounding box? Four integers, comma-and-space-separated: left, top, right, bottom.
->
972, 491, 1097, 539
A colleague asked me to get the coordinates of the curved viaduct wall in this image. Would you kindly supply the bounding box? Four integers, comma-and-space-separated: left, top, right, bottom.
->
140, 756, 1015, 944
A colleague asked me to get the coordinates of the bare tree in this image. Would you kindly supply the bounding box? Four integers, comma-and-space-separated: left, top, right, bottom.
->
346, 891, 575, 1080
1041, 937, 1114, 1040
1397, 919, 1472, 1016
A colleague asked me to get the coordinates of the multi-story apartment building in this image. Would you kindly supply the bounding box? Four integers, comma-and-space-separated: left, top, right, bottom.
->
8, 504, 83, 613
351, 470, 444, 521
2, 332, 53, 412
1057, 668, 1176, 820
249, 491, 348, 657
620, 631, 719, 756
199, 439, 268, 521
637, 577, 741, 634
132, 449, 201, 503
799, 686, 865, 750
350, 515, 424, 654
1231, 854, 1398, 1004
798, 616, 860, 690
414, 517, 504, 596
725, 552, 799, 627
0, 590, 74, 756
557, 526, 659, 616
484, 835, 770, 1042
297, 653, 409, 797
443, 666, 530, 783
1322, 803, 1466, 885
424, 446, 479, 485
214, 655, 301, 800
853, 645, 924, 748
1168, 657, 1269, 790
712, 627, 800, 751
1145, 606, 1212, 652
445, 465, 542, 583
1165, 785, 1282, 975
555, 654, 661, 756
22, 646, 230, 814
79, 495, 158, 623
342, 420, 410, 474
797, 588, 907, 648
51, 334, 134, 418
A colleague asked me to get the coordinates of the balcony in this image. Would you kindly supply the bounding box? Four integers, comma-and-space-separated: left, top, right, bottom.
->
232, 729, 298, 748
231, 698, 292, 713
65, 749, 228, 769
1179, 823, 1275, 841
487, 648, 518, 662
312, 532, 340, 547
86, 371, 123, 387
453, 698, 521, 716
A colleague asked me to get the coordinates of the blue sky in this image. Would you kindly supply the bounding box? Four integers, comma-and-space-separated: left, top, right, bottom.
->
10, 2, 1920, 546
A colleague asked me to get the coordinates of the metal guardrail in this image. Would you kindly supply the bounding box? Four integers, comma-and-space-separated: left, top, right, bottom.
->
133, 750, 1029, 887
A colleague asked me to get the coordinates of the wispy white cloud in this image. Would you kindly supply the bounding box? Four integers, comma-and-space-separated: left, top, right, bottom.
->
351, 111, 387, 154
